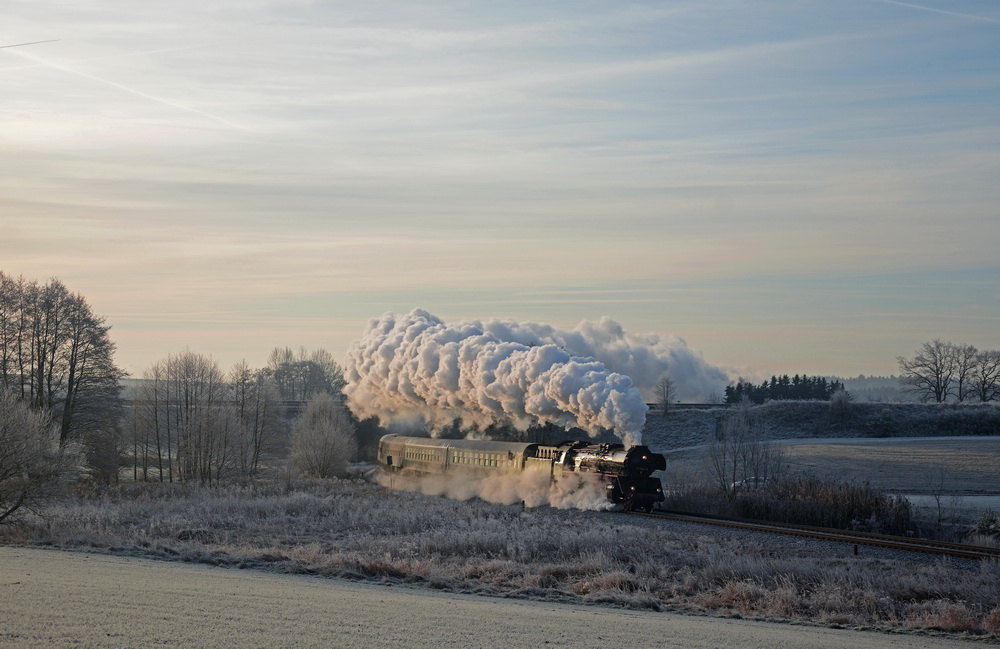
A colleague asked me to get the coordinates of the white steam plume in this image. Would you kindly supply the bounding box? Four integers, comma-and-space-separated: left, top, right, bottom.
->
480, 316, 729, 402
344, 309, 648, 444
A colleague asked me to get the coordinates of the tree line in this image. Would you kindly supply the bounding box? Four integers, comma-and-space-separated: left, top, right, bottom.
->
897, 339, 1000, 403
1, 272, 362, 522
724, 374, 844, 405
129, 346, 355, 485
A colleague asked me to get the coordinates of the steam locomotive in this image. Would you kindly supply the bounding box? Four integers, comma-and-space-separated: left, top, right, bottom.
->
377, 434, 666, 511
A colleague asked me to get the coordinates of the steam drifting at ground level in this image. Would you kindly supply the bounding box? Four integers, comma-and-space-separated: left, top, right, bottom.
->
375, 466, 614, 511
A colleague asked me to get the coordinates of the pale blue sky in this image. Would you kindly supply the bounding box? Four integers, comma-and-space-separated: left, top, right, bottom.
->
3, 0, 998, 380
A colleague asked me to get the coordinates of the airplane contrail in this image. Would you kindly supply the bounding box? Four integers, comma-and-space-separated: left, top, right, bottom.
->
0, 39, 60, 49
7, 46, 256, 133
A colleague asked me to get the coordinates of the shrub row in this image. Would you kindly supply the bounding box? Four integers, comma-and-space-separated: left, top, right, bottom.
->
665, 476, 913, 535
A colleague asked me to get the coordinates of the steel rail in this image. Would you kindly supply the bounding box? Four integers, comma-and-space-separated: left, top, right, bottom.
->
629, 510, 1000, 561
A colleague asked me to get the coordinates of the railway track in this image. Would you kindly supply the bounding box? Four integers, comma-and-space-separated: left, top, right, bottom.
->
631, 510, 1000, 561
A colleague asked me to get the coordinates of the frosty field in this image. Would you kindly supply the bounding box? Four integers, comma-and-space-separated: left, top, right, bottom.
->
664, 436, 1000, 498
0, 546, 978, 649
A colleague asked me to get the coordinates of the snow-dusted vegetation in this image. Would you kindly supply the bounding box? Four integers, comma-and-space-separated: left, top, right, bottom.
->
4, 480, 999, 637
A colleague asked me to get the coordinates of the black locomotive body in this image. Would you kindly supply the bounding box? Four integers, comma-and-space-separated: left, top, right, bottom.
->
377, 434, 666, 511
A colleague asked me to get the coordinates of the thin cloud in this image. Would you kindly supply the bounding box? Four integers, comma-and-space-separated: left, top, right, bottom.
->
871, 0, 1000, 24
311, 32, 859, 109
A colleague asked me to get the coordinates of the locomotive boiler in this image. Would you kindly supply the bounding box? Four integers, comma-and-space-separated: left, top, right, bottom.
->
377, 434, 666, 511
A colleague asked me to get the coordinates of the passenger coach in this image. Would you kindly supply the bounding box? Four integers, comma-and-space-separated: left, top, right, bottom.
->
377, 434, 666, 511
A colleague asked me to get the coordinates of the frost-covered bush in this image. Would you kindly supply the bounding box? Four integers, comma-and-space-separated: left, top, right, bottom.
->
864, 408, 899, 438
289, 394, 357, 479
974, 510, 1000, 539
0, 390, 82, 524
828, 389, 853, 424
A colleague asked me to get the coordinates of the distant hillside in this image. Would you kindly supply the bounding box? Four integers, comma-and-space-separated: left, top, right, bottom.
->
837, 375, 917, 403
642, 401, 1000, 451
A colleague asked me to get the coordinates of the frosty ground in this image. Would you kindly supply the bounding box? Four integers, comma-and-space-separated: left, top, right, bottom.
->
0, 546, 981, 649
3, 474, 999, 640
3, 434, 999, 641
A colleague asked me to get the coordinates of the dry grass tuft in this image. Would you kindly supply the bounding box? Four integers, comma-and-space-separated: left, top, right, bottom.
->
909, 602, 979, 633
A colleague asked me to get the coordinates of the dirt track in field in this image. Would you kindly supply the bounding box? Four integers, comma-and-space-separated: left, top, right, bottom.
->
0, 547, 975, 649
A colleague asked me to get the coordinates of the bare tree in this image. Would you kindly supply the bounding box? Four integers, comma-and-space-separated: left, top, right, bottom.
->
0, 272, 124, 446
971, 349, 1000, 402
83, 417, 127, 485
265, 346, 345, 401
170, 352, 233, 485
129, 351, 234, 485
0, 390, 80, 523
897, 339, 956, 403
708, 398, 784, 499
951, 343, 979, 403
132, 361, 171, 482
129, 355, 289, 484
290, 393, 357, 479
922, 464, 964, 536
308, 348, 347, 395
656, 375, 675, 417
230, 360, 284, 480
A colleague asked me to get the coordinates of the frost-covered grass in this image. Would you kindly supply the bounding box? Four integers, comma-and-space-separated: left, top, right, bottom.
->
3, 480, 1000, 638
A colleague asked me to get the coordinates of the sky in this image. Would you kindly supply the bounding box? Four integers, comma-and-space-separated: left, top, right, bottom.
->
3, 0, 999, 383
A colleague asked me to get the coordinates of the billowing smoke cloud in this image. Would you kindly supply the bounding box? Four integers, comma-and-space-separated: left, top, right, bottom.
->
344, 309, 648, 444
479, 316, 730, 402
